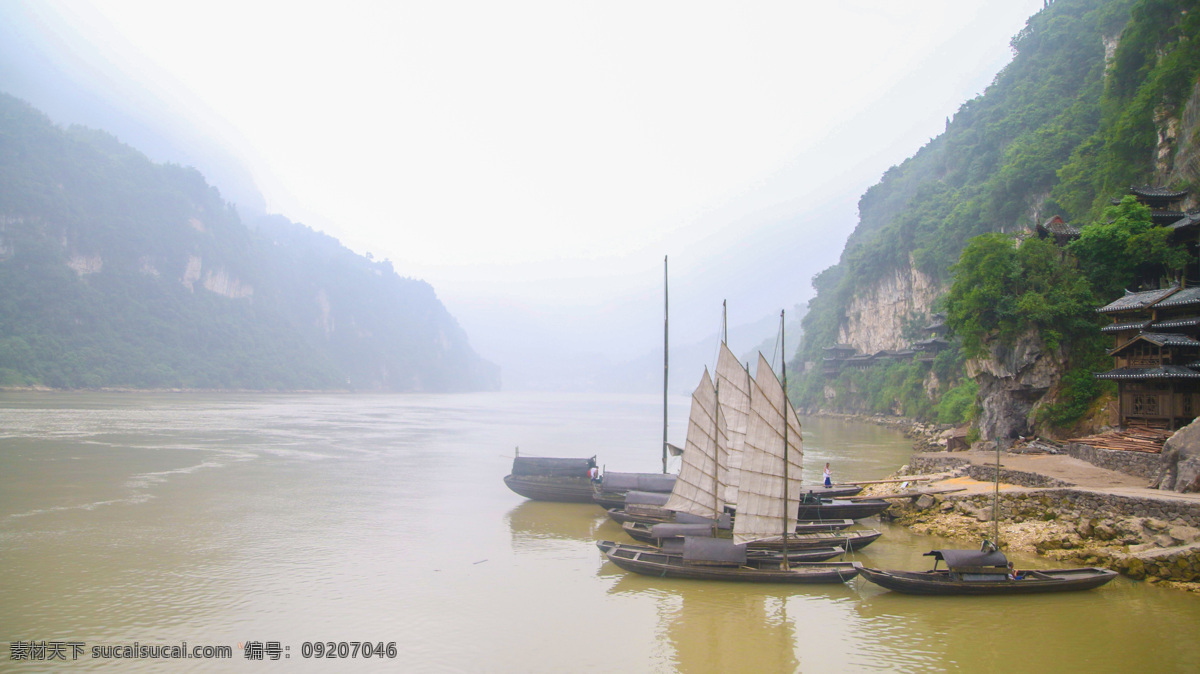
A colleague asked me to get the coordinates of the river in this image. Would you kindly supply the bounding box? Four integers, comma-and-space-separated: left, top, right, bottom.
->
1, 392, 1197, 672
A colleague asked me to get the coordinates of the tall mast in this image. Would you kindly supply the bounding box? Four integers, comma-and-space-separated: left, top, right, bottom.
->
663, 255, 669, 474
780, 309, 789, 568
992, 437, 1002, 547
722, 299, 727, 344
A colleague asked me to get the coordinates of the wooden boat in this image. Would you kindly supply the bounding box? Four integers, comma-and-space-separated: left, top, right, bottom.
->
503, 455, 597, 503
592, 472, 676, 509
621, 521, 881, 551
602, 490, 673, 524
858, 549, 1118, 595
597, 540, 849, 565
604, 507, 673, 526
601, 539, 861, 583
794, 495, 890, 521
805, 484, 863, 498
794, 518, 855, 532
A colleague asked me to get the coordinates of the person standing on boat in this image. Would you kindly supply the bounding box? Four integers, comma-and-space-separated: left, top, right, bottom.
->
823, 463, 832, 488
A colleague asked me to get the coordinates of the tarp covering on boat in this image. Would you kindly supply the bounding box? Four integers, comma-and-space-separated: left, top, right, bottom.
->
650, 523, 716, 539
665, 368, 730, 520
682, 536, 747, 564
624, 491, 671, 506
733, 353, 804, 545
715, 343, 751, 505
511, 456, 595, 477
601, 473, 676, 492
925, 549, 1009, 569
674, 511, 732, 528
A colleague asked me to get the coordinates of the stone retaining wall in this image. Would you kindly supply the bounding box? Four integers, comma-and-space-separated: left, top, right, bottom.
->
965, 465, 1074, 489
1065, 442, 1161, 480
908, 456, 968, 474
953, 489, 1200, 529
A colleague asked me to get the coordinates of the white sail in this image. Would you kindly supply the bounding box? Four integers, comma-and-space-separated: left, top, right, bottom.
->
664, 368, 729, 520
732, 353, 804, 545
715, 342, 750, 505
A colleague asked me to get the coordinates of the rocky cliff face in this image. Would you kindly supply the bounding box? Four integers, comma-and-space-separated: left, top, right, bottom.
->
967, 330, 1066, 441
837, 256, 942, 353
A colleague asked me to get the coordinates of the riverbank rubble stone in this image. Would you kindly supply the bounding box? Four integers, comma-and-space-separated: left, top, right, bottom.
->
832, 411, 1200, 592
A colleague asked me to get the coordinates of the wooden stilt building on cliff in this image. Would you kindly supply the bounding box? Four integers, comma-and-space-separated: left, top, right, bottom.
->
1096, 186, 1200, 429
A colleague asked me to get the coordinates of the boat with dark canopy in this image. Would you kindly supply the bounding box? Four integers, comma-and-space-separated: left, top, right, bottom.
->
858, 548, 1117, 595
503, 455, 597, 503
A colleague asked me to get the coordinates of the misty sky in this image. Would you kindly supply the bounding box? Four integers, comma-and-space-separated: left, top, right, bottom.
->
15, 0, 1046, 388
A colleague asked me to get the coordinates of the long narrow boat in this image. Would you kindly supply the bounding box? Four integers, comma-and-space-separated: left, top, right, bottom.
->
858, 549, 1117, 595
503, 456, 597, 503
794, 496, 890, 521
597, 540, 847, 565
592, 472, 677, 509
621, 521, 881, 551
804, 485, 863, 498
601, 539, 861, 583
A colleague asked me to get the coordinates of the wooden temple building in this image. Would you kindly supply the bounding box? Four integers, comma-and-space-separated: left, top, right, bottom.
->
1096, 186, 1200, 429
1097, 286, 1200, 429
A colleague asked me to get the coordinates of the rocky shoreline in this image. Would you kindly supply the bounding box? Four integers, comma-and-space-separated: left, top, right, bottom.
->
816, 411, 1200, 593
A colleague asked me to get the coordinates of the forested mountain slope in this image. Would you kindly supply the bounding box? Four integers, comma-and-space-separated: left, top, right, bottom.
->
793, 0, 1200, 430
0, 94, 498, 391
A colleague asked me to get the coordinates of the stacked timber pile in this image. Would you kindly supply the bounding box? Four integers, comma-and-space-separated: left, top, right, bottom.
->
1068, 427, 1173, 453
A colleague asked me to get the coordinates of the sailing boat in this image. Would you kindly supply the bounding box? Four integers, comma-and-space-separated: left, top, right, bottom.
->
858, 439, 1116, 594
601, 313, 861, 583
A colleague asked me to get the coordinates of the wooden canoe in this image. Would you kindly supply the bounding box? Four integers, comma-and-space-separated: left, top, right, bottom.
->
857, 566, 1118, 595
599, 540, 861, 584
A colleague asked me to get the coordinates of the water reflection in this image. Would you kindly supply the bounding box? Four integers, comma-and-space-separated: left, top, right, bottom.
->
505, 500, 608, 549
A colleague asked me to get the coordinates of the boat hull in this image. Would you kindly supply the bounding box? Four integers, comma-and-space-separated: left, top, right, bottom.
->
605, 508, 674, 526
621, 522, 881, 551
858, 566, 1118, 595
598, 540, 844, 563
600, 542, 861, 584
804, 485, 863, 498
794, 499, 890, 521
503, 474, 596, 503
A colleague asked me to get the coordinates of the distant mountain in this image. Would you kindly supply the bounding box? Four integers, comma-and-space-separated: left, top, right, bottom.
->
0, 94, 498, 391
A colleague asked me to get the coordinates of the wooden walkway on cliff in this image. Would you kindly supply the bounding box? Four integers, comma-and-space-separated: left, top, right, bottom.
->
1067, 427, 1173, 454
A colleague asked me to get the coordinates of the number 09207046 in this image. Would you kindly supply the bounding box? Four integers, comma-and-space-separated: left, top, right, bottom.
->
300, 641, 397, 658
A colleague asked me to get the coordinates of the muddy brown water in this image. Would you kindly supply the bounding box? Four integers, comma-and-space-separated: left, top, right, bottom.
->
1, 392, 1197, 671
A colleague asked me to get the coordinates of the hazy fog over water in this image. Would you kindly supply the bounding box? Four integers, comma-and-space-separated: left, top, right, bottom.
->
1, 0, 1046, 390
